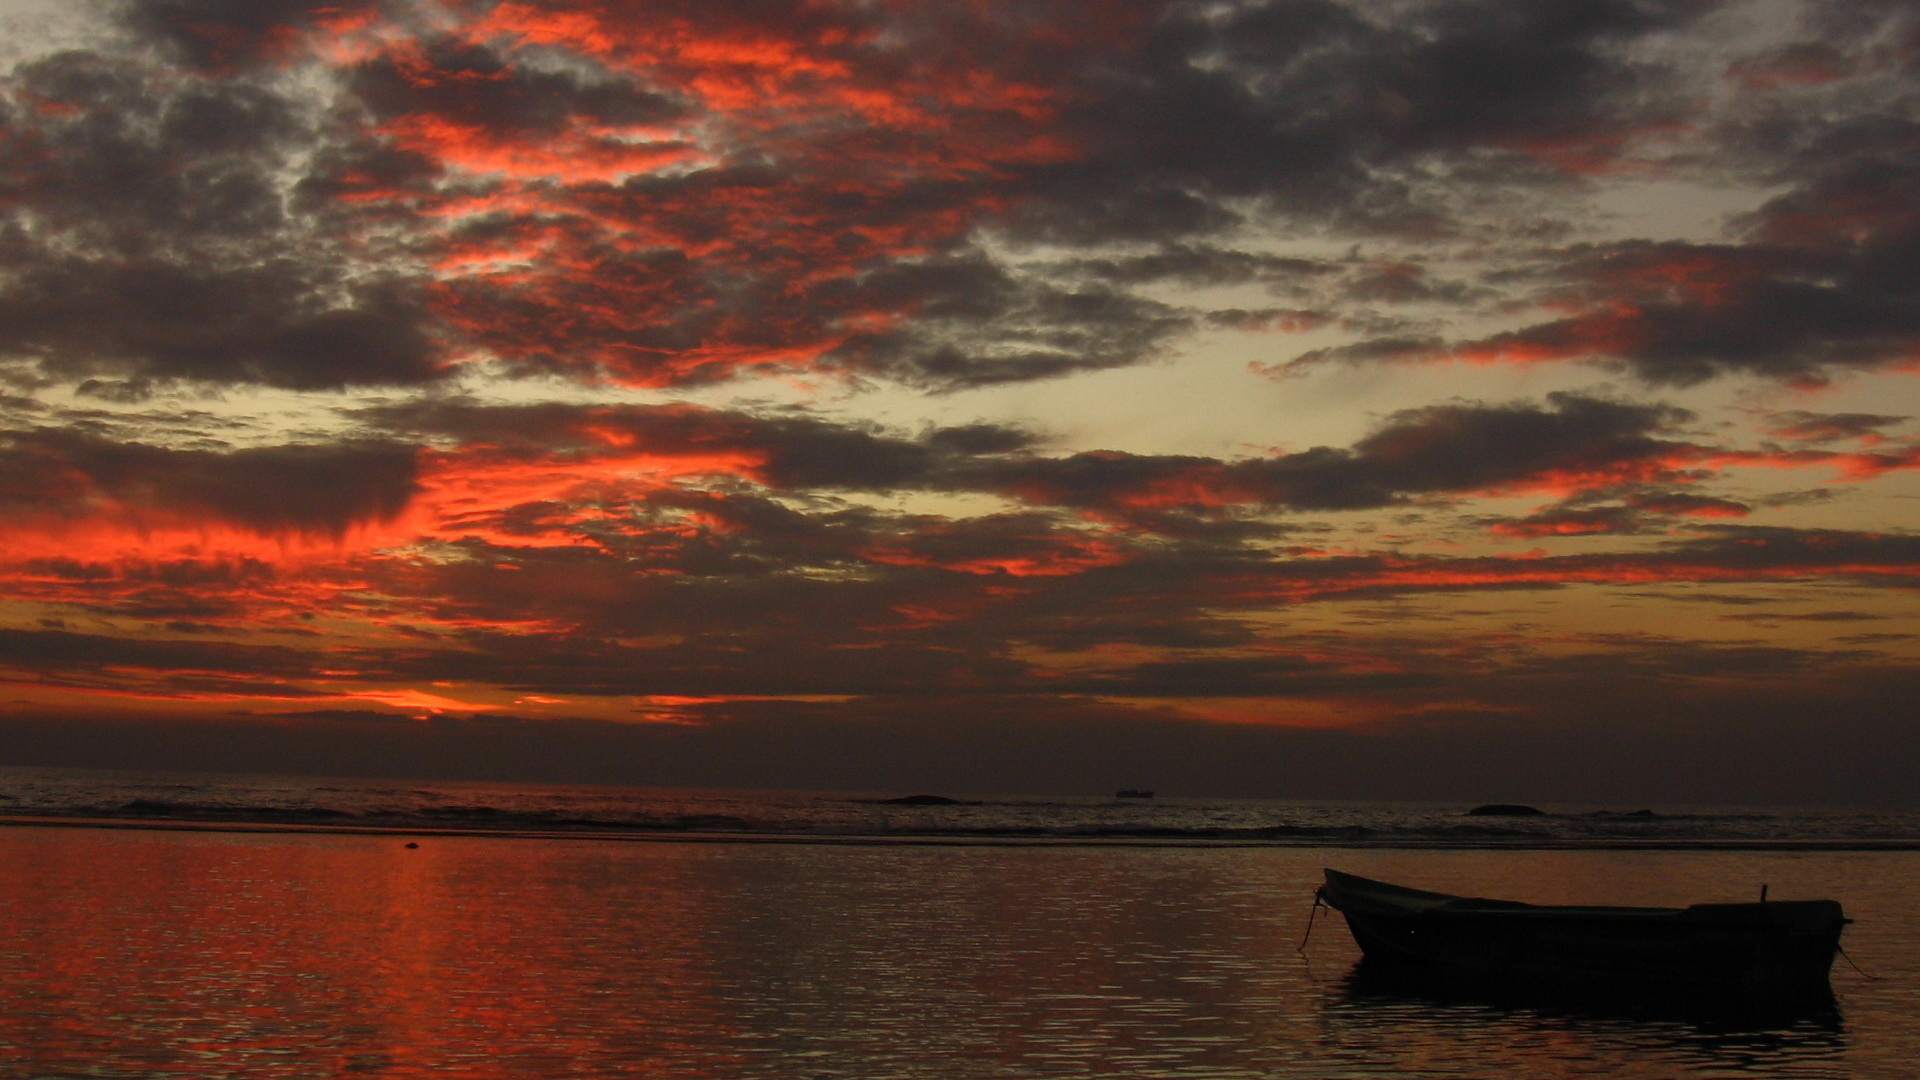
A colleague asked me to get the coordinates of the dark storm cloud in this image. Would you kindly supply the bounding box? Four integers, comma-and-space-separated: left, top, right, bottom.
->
187, 520, 1920, 701
98, 0, 1726, 394
324, 3, 1197, 391
1436, 226, 1920, 386
286, 499, 1284, 697
923, 423, 1037, 456
0, 255, 442, 390
1490, 488, 1752, 537
321, 482, 1920, 703
21, 555, 276, 588
973, 392, 1690, 517
1203, 308, 1338, 334
1656, 525, 1920, 578
363, 398, 1038, 491
1294, 3, 1920, 387
0, 50, 446, 390
347, 36, 685, 137
12, 0, 1783, 394
1766, 411, 1910, 442
18, 0, 1907, 398
1627, 491, 1751, 517
822, 252, 1195, 388
0, 429, 420, 536
118, 0, 387, 71
341, 580, 1046, 697
328, 554, 1307, 701
1281, 336, 1447, 370
1725, 42, 1854, 89
1331, 393, 1686, 495
1310, 526, 1920, 599
290, 140, 442, 208
1489, 504, 1647, 537
1003, 0, 1709, 244
1720, 609, 1887, 624
1, 51, 303, 239
1061, 246, 1337, 290
1216, 526, 1920, 606
364, 392, 1713, 553
427, 195, 1194, 388
0, 626, 315, 680
7, 430, 1913, 763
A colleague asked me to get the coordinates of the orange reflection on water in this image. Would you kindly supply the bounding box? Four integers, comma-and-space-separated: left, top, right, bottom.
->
0, 828, 1906, 1078
0, 828, 742, 1077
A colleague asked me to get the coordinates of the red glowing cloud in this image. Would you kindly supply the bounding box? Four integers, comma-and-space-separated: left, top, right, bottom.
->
6, 0, 1920, 795
288, 1, 1115, 389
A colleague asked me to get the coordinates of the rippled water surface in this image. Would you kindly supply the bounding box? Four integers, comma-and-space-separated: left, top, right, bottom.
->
0, 828, 1913, 1078
6, 766, 1920, 847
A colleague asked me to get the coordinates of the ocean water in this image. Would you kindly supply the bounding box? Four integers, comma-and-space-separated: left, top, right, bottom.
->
4, 766, 1919, 847
1, 768, 1916, 1078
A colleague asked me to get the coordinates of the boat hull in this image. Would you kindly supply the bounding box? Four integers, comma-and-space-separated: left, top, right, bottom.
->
1320, 869, 1847, 994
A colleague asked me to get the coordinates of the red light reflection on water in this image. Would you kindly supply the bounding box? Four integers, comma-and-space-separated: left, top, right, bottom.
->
0, 827, 1905, 1078
0, 828, 745, 1077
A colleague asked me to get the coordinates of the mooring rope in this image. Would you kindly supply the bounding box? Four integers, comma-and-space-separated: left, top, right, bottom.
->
1837, 942, 1881, 981
1296, 886, 1326, 954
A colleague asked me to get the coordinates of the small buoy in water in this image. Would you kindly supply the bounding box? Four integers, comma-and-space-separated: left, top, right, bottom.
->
405, 842, 419, 849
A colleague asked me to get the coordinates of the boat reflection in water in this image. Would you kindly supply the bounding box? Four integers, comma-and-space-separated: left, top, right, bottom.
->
1325, 959, 1847, 1077
1316, 869, 1850, 1013
1336, 954, 1842, 1027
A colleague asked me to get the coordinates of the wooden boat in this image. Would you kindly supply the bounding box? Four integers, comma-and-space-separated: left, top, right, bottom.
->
1318, 869, 1848, 994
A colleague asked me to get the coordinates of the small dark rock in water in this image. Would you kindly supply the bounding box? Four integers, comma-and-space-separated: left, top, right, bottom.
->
880, 794, 966, 806
404, 842, 419, 849
1466, 803, 1545, 817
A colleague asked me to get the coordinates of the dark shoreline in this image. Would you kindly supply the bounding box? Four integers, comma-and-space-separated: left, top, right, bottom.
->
5, 812, 1919, 851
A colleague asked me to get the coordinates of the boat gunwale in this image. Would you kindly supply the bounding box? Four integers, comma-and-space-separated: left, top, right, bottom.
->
1319, 867, 1841, 920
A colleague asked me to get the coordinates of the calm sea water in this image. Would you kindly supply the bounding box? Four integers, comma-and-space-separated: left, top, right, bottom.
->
1, 769, 1916, 1078
5, 766, 1920, 846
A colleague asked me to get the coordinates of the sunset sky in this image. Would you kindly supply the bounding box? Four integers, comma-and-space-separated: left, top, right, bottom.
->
3, 0, 1918, 803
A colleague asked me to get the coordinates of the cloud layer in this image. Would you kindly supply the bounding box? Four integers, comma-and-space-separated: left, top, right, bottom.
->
1, 0, 1917, 801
